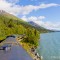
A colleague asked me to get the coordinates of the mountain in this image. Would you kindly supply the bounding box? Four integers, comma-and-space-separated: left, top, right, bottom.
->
0, 10, 41, 46
28, 21, 45, 29
0, 10, 51, 31
28, 21, 39, 27
0, 10, 40, 45
0, 10, 52, 46
0, 10, 32, 27
28, 21, 52, 32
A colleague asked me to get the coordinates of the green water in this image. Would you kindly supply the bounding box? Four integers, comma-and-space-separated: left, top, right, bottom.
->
37, 32, 60, 60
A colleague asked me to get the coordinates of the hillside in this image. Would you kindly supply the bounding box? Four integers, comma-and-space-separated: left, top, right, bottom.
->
0, 10, 53, 46
0, 10, 40, 46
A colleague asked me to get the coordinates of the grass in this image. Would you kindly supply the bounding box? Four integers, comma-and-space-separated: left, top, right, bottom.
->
20, 42, 36, 59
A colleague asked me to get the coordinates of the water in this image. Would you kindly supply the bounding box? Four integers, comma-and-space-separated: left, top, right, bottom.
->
37, 32, 60, 60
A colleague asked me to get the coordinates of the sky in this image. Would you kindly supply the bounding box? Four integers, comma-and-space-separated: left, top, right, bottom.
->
0, 0, 60, 30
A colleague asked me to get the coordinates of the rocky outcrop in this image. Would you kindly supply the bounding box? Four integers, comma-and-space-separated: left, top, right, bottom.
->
31, 47, 41, 60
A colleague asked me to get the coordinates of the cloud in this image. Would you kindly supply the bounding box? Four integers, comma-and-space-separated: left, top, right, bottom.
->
0, 0, 60, 15
21, 16, 45, 21
21, 16, 28, 21
39, 3, 59, 9
28, 16, 38, 21
18, 3, 60, 15
0, 0, 60, 30
34, 19, 60, 30
43, 21, 60, 30
0, 0, 21, 15
28, 16, 46, 21
21, 16, 60, 30
38, 16, 45, 20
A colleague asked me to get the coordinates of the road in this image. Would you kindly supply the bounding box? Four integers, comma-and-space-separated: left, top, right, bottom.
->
0, 37, 33, 60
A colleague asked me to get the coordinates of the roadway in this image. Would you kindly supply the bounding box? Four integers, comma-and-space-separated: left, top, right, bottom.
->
0, 37, 33, 60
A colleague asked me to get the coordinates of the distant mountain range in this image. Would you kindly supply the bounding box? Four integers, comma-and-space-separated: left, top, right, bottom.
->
28, 21, 46, 29
28, 21, 53, 32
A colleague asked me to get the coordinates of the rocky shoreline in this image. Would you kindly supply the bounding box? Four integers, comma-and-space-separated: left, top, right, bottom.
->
20, 42, 42, 60
17, 35, 42, 60
30, 47, 41, 60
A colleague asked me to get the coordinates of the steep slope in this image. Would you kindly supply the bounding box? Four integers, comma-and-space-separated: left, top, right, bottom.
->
0, 10, 31, 26
0, 10, 29, 38
0, 10, 37, 30
0, 10, 53, 46
0, 10, 40, 46
0, 10, 51, 32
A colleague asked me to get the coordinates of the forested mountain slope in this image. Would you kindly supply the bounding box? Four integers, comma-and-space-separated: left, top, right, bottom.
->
0, 10, 40, 46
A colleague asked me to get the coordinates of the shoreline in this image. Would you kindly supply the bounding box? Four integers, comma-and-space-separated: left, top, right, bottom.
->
0, 36, 41, 60
0, 35, 41, 60
20, 42, 41, 60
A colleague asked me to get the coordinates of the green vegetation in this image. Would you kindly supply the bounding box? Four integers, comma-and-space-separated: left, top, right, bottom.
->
20, 42, 36, 58
0, 12, 40, 47
22, 28, 40, 46
0, 11, 52, 47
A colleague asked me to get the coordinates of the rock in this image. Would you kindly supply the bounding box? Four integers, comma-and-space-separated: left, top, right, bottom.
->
31, 47, 35, 52
41, 56, 43, 60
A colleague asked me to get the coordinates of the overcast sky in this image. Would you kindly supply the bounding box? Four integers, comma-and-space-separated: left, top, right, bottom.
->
0, 0, 60, 30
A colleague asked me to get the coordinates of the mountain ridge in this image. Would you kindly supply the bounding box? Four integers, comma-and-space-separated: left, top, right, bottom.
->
0, 10, 53, 47
0, 10, 52, 40
0, 10, 51, 31
28, 21, 46, 29
28, 21, 52, 32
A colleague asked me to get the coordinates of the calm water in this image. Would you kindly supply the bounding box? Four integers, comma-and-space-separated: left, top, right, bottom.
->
37, 32, 60, 60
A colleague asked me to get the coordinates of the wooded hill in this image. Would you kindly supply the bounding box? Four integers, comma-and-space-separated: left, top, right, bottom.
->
0, 10, 51, 46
